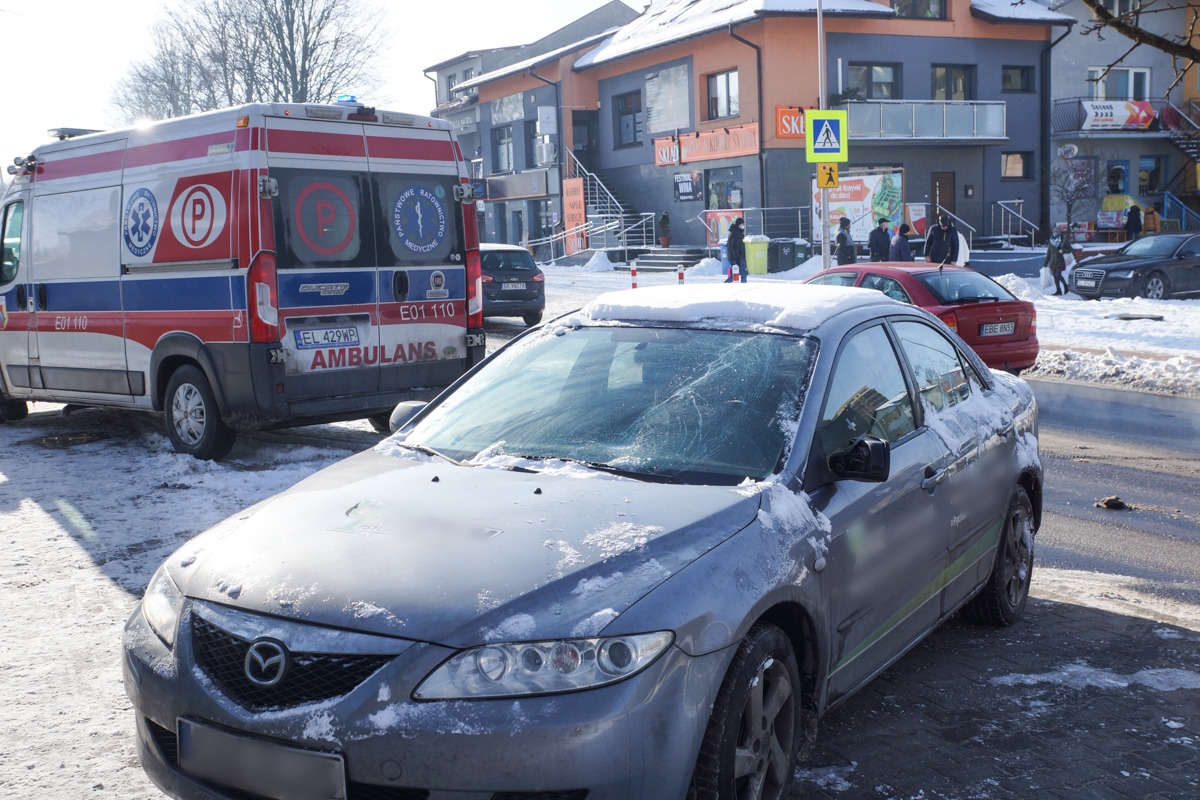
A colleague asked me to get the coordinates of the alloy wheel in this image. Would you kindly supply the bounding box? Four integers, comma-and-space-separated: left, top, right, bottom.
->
733, 657, 796, 800
1003, 496, 1034, 608
1143, 276, 1166, 300
172, 383, 207, 446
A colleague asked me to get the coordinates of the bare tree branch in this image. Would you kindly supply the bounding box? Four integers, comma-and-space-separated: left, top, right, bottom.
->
1078, 0, 1200, 64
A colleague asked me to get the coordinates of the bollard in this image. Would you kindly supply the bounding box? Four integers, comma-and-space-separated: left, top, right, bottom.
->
631, 265, 638, 289
732, 263, 740, 283
678, 264, 684, 284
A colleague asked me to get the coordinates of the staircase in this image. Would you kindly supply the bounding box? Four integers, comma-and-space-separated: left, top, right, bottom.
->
634, 246, 709, 271
1162, 191, 1200, 232
566, 151, 655, 249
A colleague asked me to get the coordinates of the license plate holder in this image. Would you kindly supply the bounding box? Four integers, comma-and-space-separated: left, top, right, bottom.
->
1076, 279, 1097, 288
465, 333, 487, 348
177, 718, 347, 800
501, 282, 527, 290
293, 326, 361, 349
979, 321, 1016, 337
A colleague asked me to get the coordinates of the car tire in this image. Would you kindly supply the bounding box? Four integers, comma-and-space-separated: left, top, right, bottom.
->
522, 311, 543, 327
689, 622, 801, 800
367, 413, 391, 434
1008, 368, 1023, 377
963, 485, 1035, 627
1140, 272, 1170, 300
0, 399, 28, 422
164, 365, 237, 461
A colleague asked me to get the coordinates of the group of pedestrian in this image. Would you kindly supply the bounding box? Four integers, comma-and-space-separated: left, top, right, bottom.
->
851, 214, 959, 265
1124, 202, 1162, 242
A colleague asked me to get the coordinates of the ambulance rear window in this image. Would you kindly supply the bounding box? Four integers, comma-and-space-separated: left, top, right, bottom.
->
375, 174, 462, 266
273, 170, 376, 269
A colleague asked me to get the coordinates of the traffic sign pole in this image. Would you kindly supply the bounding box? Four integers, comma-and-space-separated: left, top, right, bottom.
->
817, 0, 830, 272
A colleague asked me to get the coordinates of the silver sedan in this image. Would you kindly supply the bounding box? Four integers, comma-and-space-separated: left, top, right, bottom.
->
123, 284, 1042, 800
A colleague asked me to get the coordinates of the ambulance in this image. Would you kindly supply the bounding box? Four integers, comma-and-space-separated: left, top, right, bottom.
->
0, 101, 485, 459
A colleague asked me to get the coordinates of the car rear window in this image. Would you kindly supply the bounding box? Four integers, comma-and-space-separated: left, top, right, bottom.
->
916, 271, 1014, 304
480, 251, 535, 272
406, 327, 818, 484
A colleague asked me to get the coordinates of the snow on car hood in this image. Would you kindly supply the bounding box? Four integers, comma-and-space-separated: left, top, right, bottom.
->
168, 451, 762, 647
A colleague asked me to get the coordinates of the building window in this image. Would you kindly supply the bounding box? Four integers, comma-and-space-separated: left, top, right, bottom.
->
1002, 66, 1034, 93
524, 120, 539, 170
1139, 156, 1167, 195
932, 65, 974, 101
1002, 152, 1033, 180
893, 0, 946, 19
1087, 67, 1150, 100
492, 125, 513, 173
1096, 0, 1137, 15
614, 91, 644, 148
847, 64, 898, 99
462, 67, 474, 82
707, 70, 739, 120
1107, 160, 1129, 194
705, 167, 744, 210
446, 73, 459, 99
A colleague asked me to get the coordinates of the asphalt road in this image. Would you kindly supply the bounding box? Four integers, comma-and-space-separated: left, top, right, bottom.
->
1029, 378, 1200, 609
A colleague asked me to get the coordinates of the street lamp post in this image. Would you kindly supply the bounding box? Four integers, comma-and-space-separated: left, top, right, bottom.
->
817, 0, 830, 272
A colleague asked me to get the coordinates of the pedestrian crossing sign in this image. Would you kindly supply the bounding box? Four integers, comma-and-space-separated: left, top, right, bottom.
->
805, 110, 848, 163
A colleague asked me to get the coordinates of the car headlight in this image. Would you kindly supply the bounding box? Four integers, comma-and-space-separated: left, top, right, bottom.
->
414, 631, 674, 700
142, 566, 184, 647
1108, 269, 1136, 280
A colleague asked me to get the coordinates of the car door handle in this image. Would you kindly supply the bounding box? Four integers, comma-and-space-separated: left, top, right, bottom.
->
921, 468, 946, 493
15, 284, 26, 310
393, 270, 409, 302
36, 283, 47, 311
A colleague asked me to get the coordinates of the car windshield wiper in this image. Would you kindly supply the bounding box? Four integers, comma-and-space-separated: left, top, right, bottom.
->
582, 461, 683, 484
397, 442, 460, 464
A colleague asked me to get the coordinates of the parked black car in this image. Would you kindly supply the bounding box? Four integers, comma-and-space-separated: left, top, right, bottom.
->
1072, 233, 1200, 300
481, 243, 546, 326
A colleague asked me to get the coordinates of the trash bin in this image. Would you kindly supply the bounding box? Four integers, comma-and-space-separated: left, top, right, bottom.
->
768, 239, 794, 274
745, 235, 770, 275
792, 238, 809, 267
719, 239, 730, 278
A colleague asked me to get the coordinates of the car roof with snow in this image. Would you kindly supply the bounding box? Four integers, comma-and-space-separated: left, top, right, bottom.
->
580, 284, 896, 331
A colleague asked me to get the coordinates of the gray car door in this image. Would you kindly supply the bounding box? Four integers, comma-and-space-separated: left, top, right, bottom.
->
808, 323, 953, 702
1179, 235, 1200, 294
891, 319, 1014, 613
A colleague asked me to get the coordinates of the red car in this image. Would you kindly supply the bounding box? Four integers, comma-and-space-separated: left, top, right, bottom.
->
804, 264, 1038, 374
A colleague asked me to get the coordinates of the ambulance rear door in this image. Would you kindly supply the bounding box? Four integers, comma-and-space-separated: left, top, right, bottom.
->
265, 117, 380, 402
0, 192, 31, 398
366, 125, 468, 393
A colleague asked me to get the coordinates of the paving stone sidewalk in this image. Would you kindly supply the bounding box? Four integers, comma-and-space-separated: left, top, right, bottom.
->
793, 598, 1200, 799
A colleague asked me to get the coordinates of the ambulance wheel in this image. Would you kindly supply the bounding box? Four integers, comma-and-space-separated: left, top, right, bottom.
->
368, 413, 392, 434
164, 366, 237, 461
0, 400, 28, 422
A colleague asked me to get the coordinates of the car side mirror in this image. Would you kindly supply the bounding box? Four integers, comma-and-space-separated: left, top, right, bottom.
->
389, 400, 428, 433
828, 437, 890, 483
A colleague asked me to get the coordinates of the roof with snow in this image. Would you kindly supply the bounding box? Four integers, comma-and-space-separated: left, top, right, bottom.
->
581, 284, 895, 330
969, 0, 1075, 24
456, 29, 623, 91
574, 0, 896, 70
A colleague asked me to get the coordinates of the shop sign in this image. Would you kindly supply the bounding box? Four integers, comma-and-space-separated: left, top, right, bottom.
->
1081, 101, 1155, 131
673, 171, 703, 202
655, 139, 680, 166
776, 107, 805, 139
655, 123, 760, 167
563, 178, 587, 255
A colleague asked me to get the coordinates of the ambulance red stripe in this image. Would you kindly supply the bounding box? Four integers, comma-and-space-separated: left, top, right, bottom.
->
124, 133, 237, 168
365, 136, 456, 162
267, 129, 367, 158
35, 150, 124, 182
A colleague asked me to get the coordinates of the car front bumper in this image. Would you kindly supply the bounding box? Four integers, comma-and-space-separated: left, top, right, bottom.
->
1072, 274, 1137, 298
124, 603, 730, 800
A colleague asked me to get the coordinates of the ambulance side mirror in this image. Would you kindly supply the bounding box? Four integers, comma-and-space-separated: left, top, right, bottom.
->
453, 184, 476, 204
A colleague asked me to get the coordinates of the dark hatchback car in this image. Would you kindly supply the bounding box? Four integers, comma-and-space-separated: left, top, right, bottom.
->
1073, 233, 1200, 300
480, 243, 546, 326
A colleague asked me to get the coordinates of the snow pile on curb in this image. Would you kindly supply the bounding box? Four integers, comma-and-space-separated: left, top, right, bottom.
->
994, 273, 1048, 302
774, 255, 826, 281
686, 257, 724, 276
1025, 348, 1200, 396
582, 250, 620, 272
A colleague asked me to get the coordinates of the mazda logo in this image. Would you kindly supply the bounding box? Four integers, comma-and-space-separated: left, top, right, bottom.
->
244, 639, 289, 687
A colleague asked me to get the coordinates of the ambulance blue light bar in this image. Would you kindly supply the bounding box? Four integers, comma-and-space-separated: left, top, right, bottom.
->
336, 95, 358, 104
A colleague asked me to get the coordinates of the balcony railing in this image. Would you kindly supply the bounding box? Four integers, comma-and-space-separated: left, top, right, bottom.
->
836, 100, 1006, 140
1050, 97, 1194, 136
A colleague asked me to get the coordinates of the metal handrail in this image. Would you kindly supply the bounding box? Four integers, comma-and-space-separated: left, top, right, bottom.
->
836, 100, 1006, 140
565, 149, 624, 218
1162, 191, 1200, 232
995, 201, 1039, 232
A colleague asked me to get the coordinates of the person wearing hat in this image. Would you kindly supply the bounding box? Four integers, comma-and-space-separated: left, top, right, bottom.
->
835, 217, 856, 265
889, 223, 914, 262
868, 217, 891, 262
724, 217, 747, 283
925, 214, 959, 266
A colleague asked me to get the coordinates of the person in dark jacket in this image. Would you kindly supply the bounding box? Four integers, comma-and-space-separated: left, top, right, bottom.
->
925, 214, 959, 265
1125, 206, 1143, 241
889, 223, 914, 262
868, 217, 891, 262
1044, 234, 1068, 296
835, 217, 856, 265
725, 217, 747, 283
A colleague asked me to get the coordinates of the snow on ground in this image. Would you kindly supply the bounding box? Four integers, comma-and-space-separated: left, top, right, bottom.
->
0, 404, 357, 799
1024, 348, 1200, 397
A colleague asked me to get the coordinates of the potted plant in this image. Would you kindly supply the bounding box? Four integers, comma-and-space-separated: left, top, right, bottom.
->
658, 212, 671, 248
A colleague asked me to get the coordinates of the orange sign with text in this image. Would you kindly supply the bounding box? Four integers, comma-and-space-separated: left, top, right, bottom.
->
563, 178, 587, 255
654, 123, 760, 166
776, 107, 805, 139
